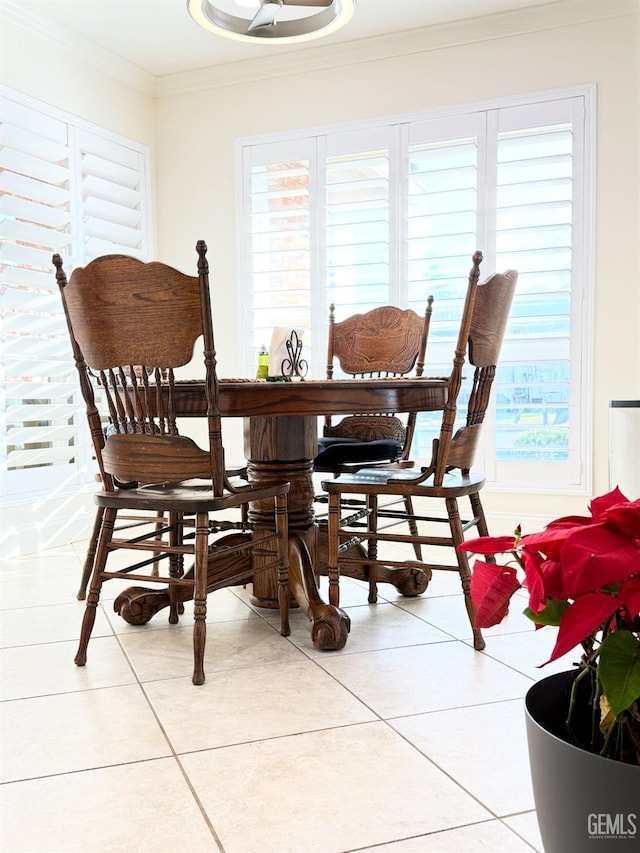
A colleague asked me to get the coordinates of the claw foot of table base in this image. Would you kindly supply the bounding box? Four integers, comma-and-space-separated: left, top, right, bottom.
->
310, 602, 351, 650
316, 532, 432, 598
288, 533, 351, 651
338, 564, 432, 598
382, 565, 432, 597
113, 586, 188, 625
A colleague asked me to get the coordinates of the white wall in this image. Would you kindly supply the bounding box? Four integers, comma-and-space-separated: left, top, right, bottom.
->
154, 6, 640, 523
0, 18, 155, 149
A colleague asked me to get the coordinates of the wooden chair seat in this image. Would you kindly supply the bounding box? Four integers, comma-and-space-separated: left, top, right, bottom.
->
330, 468, 486, 496
315, 436, 403, 467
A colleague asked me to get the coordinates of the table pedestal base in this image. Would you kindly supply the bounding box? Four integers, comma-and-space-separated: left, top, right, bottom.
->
113, 531, 351, 651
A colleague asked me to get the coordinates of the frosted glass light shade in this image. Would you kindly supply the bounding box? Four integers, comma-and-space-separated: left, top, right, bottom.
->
187, 0, 356, 44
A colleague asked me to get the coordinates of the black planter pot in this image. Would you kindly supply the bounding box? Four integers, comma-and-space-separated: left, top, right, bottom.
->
525, 670, 640, 853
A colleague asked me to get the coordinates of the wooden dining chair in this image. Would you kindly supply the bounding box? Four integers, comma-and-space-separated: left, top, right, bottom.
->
315, 301, 433, 473
53, 241, 290, 685
323, 252, 518, 650
314, 300, 433, 567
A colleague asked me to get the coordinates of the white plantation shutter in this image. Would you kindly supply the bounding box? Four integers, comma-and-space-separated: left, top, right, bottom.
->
402, 100, 585, 486
0, 88, 151, 498
403, 117, 481, 459
238, 87, 593, 492
79, 128, 147, 259
406, 114, 480, 358
1, 96, 77, 497
242, 140, 312, 359
325, 127, 390, 322
489, 98, 583, 487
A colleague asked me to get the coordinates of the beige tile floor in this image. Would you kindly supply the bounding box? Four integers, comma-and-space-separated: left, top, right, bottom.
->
0, 536, 576, 852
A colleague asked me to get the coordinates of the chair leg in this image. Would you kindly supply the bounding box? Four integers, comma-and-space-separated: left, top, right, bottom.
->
367, 493, 378, 604
404, 495, 423, 560
469, 491, 490, 538
191, 511, 209, 686
445, 496, 485, 651
75, 506, 115, 667
77, 506, 104, 600
327, 492, 341, 607
275, 492, 290, 637
81, 509, 166, 600
469, 492, 496, 565
168, 512, 184, 625
151, 510, 165, 577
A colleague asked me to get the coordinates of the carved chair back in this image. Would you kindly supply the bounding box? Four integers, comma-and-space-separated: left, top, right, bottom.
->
433, 252, 518, 485
324, 301, 433, 460
53, 241, 227, 496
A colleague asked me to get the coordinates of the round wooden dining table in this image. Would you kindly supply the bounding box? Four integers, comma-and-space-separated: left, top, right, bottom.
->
116, 377, 448, 651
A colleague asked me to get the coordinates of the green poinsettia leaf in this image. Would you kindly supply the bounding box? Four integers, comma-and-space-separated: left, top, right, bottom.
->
599, 630, 640, 717
524, 598, 569, 626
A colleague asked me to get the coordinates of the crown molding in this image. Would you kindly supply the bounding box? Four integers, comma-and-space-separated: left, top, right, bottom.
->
157, 0, 638, 96
0, 1, 156, 97
1, 0, 636, 99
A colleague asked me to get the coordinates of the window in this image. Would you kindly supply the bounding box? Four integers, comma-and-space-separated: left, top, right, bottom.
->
237, 87, 594, 492
1, 87, 152, 499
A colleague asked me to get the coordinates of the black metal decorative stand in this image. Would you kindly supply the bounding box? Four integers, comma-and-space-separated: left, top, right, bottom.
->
281, 330, 308, 380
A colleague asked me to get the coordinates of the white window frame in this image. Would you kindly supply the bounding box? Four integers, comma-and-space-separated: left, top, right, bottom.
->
235, 85, 596, 495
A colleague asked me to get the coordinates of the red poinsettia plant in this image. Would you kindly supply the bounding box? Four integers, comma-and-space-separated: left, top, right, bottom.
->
458, 487, 640, 765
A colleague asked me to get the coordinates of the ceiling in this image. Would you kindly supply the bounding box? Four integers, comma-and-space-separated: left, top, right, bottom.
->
8, 0, 566, 78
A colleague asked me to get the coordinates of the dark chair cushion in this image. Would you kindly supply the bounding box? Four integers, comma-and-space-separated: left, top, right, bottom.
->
315, 437, 403, 467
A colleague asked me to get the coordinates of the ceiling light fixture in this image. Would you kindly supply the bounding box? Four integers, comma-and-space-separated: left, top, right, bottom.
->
187, 0, 356, 45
